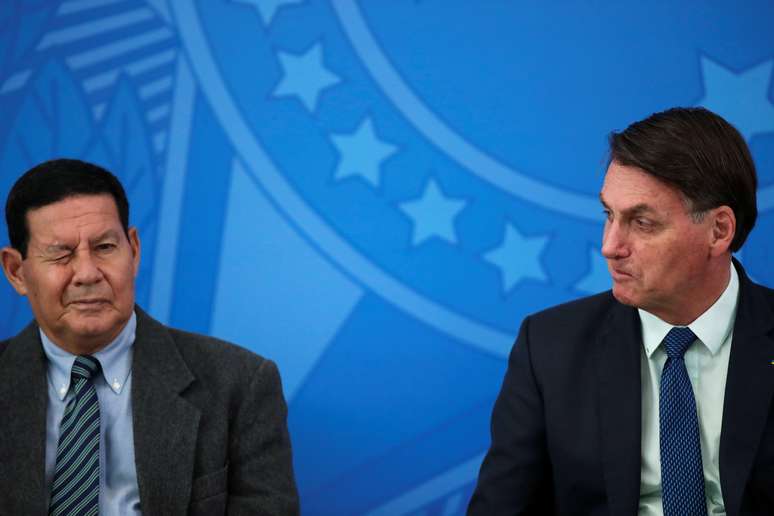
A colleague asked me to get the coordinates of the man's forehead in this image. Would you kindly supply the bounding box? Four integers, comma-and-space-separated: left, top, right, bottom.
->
29, 192, 118, 212
27, 194, 119, 220
37, 228, 121, 245
26, 194, 122, 240
600, 163, 685, 208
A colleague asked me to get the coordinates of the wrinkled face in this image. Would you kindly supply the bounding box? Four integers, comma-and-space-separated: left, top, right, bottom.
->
7, 194, 139, 353
600, 162, 715, 320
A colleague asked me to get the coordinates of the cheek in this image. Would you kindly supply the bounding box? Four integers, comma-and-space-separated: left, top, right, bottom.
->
641, 242, 692, 283
109, 268, 136, 299
27, 277, 67, 312
29, 272, 62, 297
632, 244, 673, 281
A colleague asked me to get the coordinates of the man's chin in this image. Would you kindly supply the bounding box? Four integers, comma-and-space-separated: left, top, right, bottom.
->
64, 312, 127, 342
70, 321, 116, 339
611, 284, 639, 308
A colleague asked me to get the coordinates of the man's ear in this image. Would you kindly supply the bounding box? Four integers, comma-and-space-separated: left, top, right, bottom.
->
708, 206, 735, 257
127, 227, 141, 277
1, 246, 28, 296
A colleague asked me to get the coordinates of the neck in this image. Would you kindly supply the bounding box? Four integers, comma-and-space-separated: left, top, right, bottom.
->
654, 257, 733, 326
51, 338, 111, 356
42, 325, 126, 356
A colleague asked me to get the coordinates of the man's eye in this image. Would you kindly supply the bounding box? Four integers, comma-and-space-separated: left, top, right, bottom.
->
96, 243, 116, 251
634, 218, 653, 229
602, 210, 612, 221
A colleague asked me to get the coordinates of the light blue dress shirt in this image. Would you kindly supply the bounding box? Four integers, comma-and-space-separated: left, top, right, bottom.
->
41, 312, 141, 516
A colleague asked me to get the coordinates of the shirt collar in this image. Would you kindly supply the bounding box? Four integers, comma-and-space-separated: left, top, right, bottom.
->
639, 263, 739, 358
41, 311, 136, 400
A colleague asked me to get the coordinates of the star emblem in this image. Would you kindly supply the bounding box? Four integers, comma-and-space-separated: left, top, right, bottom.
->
697, 55, 774, 141
484, 223, 548, 293
232, 0, 303, 27
331, 116, 398, 186
273, 42, 340, 113
400, 178, 467, 246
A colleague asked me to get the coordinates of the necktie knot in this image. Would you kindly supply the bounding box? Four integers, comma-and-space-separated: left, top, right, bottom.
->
663, 327, 696, 359
71, 355, 101, 382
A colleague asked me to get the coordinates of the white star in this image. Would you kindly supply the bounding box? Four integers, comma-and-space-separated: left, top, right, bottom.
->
697, 55, 774, 141
331, 117, 398, 186
400, 179, 467, 246
575, 247, 611, 294
232, 0, 303, 26
273, 42, 340, 112
484, 224, 548, 293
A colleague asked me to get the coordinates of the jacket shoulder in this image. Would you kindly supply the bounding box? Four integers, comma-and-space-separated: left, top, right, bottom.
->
164, 326, 276, 396
528, 290, 620, 333
0, 321, 41, 363
133, 307, 277, 395
747, 278, 774, 306
166, 326, 268, 368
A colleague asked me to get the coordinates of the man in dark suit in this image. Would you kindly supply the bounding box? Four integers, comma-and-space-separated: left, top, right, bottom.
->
0, 159, 299, 515
468, 107, 774, 516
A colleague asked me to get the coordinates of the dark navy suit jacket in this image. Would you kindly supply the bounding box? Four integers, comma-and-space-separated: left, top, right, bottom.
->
468, 262, 774, 516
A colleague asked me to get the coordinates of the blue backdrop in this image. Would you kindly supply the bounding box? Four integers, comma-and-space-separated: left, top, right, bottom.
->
1, 1, 773, 514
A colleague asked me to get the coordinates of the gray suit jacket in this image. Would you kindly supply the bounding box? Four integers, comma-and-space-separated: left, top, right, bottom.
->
0, 307, 300, 515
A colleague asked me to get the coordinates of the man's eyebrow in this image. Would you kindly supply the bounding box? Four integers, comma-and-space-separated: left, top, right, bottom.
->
598, 195, 656, 217
622, 203, 657, 217
39, 230, 120, 254
43, 243, 73, 254
90, 229, 120, 243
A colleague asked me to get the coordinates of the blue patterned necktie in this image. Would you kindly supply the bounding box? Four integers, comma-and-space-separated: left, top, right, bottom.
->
49, 355, 101, 516
659, 327, 707, 516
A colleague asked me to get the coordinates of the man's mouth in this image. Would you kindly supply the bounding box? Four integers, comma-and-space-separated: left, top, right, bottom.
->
69, 299, 109, 307
609, 267, 634, 281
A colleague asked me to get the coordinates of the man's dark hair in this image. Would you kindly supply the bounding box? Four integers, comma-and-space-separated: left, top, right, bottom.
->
5, 158, 130, 257
609, 107, 757, 252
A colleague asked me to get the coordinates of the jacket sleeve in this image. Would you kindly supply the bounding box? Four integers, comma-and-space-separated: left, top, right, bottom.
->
467, 316, 554, 515
226, 359, 300, 516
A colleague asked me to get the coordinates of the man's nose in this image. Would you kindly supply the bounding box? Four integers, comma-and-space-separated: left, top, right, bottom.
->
601, 221, 630, 259
71, 253, 103, 285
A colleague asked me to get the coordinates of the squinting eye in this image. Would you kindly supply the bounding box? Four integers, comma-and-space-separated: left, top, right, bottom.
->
96, 243, 116, 252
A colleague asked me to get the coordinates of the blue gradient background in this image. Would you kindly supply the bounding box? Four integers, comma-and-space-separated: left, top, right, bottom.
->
1, 1, 773, 514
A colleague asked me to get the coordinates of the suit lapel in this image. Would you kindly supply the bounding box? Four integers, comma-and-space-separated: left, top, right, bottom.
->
719, 267, 774, 516
0, 323, 48, 513
594, 302, 643, 515
131, 308, 201, 515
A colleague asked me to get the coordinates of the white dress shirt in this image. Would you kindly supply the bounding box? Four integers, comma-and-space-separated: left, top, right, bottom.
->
638, 264, 738, 516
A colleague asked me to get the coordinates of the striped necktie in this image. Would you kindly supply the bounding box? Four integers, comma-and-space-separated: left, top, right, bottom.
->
659, 327, 707, 516
49, 355, 101, 516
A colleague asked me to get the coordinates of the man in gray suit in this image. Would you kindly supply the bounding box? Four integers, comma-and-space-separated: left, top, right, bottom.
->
0, 159, 300, 515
